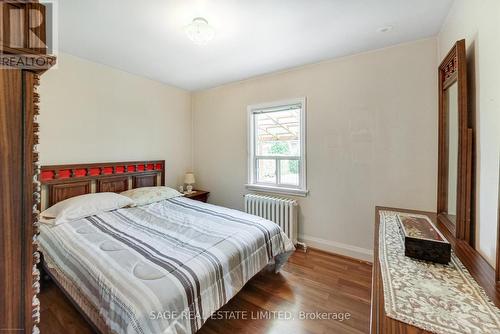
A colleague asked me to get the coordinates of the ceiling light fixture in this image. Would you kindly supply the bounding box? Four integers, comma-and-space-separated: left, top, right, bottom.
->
185, 17, 215, 45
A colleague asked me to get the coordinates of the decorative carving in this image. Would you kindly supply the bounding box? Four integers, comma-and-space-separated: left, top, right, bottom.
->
31, 73, 41, 333
41, 160, 165, 183
443, 55, 458, 81
0, 2, 54, 331
41, 161, 165, 208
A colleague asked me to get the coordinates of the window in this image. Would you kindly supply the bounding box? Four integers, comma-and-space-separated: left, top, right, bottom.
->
247, 98, 307, 196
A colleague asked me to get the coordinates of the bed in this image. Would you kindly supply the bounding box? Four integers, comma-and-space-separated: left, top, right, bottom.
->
38, 161, 295, 334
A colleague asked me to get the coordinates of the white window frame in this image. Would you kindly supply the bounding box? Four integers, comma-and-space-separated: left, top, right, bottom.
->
246, 97, 308, 197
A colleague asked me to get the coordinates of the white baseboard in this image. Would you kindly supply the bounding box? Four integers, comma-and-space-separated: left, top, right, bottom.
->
298, 234, 373, 263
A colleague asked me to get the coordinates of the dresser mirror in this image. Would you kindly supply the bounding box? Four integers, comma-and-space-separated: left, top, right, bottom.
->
446, 82, 459, 223
437, 39, 473, 243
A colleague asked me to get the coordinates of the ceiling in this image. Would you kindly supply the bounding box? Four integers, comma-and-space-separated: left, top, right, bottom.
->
57, 0, 454, 91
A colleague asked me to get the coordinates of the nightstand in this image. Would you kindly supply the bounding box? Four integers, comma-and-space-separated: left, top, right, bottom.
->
184, 190, 210, 203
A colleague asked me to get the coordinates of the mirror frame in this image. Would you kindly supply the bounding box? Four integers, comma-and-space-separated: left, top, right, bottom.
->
437, 39, 473, 243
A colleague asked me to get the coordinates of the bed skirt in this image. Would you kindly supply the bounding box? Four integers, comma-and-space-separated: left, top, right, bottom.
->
43, 253, 111, 334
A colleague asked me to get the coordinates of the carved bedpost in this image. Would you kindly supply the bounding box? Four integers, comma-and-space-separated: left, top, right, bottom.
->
31, 75, 42, 333
0, 2, 55, 333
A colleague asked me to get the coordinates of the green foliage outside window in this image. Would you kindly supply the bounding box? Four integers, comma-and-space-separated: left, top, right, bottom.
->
270, 142, 289, 155
270, 142, 299, 174
288, 160, 299, 174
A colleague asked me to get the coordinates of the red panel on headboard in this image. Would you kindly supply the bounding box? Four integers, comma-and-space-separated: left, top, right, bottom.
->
74, 169, 87, 177
103, 167, 113, 175
40, 161, 165, 192
58, 170, 71, 179
89, 168, 101, 176
41, 170, 54, 181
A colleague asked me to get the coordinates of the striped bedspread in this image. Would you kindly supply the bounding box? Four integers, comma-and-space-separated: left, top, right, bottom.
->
38, 197, 295, 334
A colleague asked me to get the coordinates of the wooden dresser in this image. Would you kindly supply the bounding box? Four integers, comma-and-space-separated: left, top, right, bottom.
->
0, 2, 54, 333
371, 207, 500, 334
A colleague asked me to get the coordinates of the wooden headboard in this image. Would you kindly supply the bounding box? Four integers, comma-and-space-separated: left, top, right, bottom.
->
40, 160, 165, 208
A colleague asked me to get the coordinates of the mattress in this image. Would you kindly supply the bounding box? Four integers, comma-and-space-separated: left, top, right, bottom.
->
39, 197, 295, 334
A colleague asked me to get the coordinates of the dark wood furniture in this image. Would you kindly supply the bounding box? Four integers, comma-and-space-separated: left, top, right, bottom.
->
371, 206, 500, 334
437, 39, 473, 244
38, 160, 166, 333
184, 190, 210, 203
40, 160, 165, 208
0, 2, 54, 333
398, 215, 451, 264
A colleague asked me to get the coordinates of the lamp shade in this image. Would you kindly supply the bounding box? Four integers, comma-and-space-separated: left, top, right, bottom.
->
184, 173, 195, 184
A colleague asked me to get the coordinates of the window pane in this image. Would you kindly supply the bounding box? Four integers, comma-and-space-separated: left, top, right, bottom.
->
279, 160, 299, 186
256, 159, 276, 184
255, 108, 300, 157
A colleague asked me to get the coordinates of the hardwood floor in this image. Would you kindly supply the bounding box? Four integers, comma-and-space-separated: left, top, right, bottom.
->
39, 249, 373, 334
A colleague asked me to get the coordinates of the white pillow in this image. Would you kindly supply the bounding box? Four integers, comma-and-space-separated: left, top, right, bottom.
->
120, 186, 183, 206
41, 192, 135, 225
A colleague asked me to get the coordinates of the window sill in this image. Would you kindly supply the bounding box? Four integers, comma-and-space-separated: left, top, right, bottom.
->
245, 184, 309, 197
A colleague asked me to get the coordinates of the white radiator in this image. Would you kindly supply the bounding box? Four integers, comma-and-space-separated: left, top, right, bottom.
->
244, 194, 299, 246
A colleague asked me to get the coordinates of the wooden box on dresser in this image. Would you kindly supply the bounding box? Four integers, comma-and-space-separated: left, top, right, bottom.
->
0, 2, 54, 333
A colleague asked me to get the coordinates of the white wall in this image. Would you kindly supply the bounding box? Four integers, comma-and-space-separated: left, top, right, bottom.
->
439, 0, 500, 267
36, 3, 500, 266
192, 39, 438, 261
39, 53, 193, 187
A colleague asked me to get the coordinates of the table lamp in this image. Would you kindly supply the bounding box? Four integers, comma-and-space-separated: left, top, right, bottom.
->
184, 172, 195, 194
